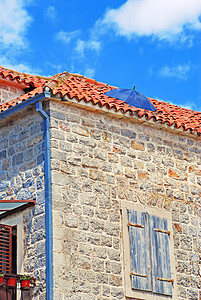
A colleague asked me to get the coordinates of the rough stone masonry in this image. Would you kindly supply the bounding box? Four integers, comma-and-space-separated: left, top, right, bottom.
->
0, 94, 200, 299
0, 107, 46, 300
49, 100, 201, 300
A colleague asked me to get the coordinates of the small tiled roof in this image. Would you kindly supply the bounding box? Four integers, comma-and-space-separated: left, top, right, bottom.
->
0, 66, 47, 87
0, 67, 201, 135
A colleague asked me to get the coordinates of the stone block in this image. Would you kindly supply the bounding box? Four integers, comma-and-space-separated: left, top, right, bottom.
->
9, 134, 18, 145
81, 118, 95, 128
19, 130, 29, 141
95, 272, 108, 284
77, 255, 91, 270
131, 141, 145, 150
53, 211, 64, 227
101, 235, 112, 248
60, 141, 72, 152
80, 192, 96, 206
89, 169, 105, 181
52, 171, 70, 185
102, 285, 110, 297
92, 258, 104, 272
92, 284, 101, 295
82, 158, 99, 169
105, 223, 119, 237
93, 247, 107, 259
108, 249, 120, 261
53, 239, 63, 252
90, 219, 104, 233
111, 287, 124, 299
11, 153, 23, 166
65, 214, 78, 228
78, 216, 89, 231
181, 235, 192, 251
72, 126, 89, 137
177, 274, 191, 287
50, 129, 65, 140
87, 233, 101, 246
109, 274, 122, 287
74, 281, 91, 293
0, 150, 6, 160
79, 244, 92, 256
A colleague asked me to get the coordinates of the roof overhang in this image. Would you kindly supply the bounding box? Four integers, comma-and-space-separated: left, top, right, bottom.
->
0, 200, 36, 220
0, 78, 29, 89
51, 96, 201, 139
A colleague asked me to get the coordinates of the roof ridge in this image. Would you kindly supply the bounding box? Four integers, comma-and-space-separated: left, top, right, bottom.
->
66, 72, 118, 89
44, 71, 70, 92
49, 71, 69, 80
0, 67, 200, 136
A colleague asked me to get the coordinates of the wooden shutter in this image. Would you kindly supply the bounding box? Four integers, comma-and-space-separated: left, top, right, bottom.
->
0, 224, 12, 273
128, 210, 152, 291
150, 215, 173, 296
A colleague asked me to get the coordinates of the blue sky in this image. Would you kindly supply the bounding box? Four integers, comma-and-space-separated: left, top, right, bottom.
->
0, 0, 201, 110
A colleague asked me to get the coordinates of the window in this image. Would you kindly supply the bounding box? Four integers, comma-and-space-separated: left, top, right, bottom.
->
0, 224, 17, 274
121, 202, 177, 299
0, 224, 13, 273
0, 224, 17, 300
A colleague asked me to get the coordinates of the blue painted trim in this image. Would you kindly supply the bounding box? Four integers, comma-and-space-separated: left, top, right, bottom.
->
0, 92, 49, 120
36, 101, 53, 300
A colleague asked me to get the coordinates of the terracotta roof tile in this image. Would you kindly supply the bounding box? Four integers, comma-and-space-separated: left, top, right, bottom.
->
0, 67, 201, 135
0, 66, 48, 87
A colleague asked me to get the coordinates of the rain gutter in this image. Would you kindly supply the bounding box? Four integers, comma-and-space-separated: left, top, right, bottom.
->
0, 92, 48, 120
36, 100, 53, 300
0, 92, 53, 300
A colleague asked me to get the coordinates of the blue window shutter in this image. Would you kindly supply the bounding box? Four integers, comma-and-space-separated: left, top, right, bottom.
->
128, 210, 152, 291
150, 215, 173, 296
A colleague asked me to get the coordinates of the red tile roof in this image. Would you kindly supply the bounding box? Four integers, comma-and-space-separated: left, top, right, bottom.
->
0, 67, 47, 87
0, 67, 201, 135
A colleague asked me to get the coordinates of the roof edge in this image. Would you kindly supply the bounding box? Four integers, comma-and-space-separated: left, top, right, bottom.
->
0, 91, 50, 120
50, 95, 201, 138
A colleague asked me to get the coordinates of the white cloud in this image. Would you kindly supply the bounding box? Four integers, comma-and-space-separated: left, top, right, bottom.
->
179, 103, 194, 109
154, 96, 195, 110
101, 0, 201, 42
56, 30, 80, 44
0, 55, 38, 74
55, 31, 101, 80
159, 63, 191, 80
56, 30, 101, 55
168, 100, 195, 110
0, 1, 33, 74
83, 68, 96, 78
69, 64, 95, 79
0, 0, 31, 48
75, 39, 85, 56
75, 39, 101, 57
45, 6, 57, 22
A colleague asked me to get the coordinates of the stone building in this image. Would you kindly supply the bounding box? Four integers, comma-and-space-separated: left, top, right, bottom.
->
0, 66, 200, 300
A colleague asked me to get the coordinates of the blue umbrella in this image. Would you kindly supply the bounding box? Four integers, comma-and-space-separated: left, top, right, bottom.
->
105, 87, 157, 111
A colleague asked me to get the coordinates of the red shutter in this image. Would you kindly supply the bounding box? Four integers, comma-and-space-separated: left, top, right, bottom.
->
0, 224, 12, 273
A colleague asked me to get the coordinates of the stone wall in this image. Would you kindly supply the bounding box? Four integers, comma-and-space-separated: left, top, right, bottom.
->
0, 107, 46, 299
50, 100, 201, 300
0, 82, 24, 104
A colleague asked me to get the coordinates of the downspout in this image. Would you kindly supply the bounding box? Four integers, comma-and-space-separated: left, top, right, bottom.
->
36, 98, 53, 300
0, 91, 53, 299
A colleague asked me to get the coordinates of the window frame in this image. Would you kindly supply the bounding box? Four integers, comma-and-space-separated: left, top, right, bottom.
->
0, 224, 13, 273
121, 201, 177, 300
0, 214, 23, 275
